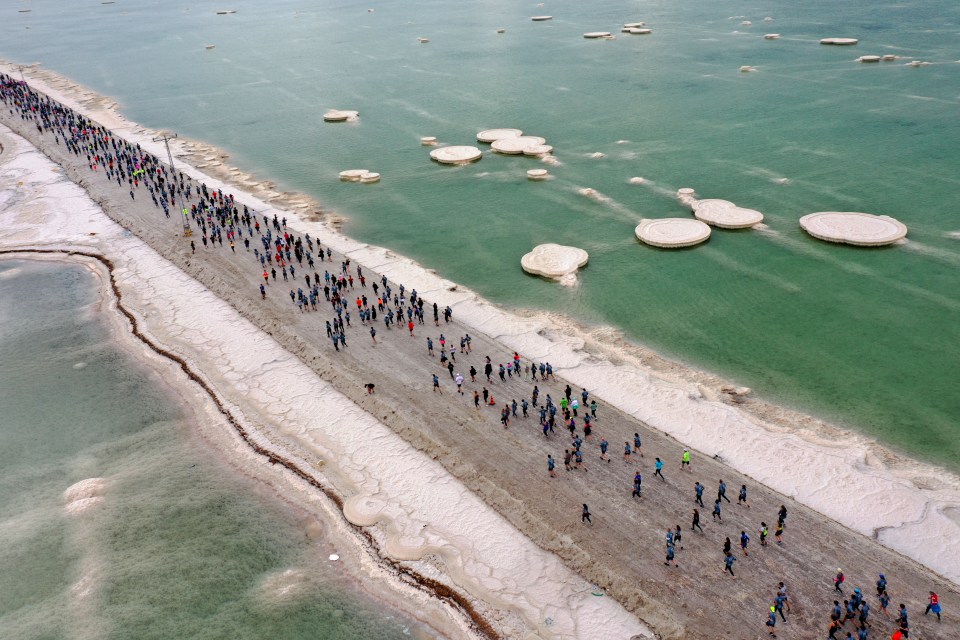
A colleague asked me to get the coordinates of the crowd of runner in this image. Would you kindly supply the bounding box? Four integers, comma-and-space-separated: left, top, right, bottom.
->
1, 72, 947, 638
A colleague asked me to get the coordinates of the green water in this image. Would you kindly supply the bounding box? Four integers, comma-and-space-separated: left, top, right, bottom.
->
4, 0, 960, 468
0, 259, 419, 639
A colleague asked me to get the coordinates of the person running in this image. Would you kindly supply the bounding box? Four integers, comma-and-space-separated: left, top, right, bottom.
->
876, 574, 887, 598
738, 484, 749, 507
370, 326, 377, 344
878, 592, 891, 618
775, 521, 784, 545
455, 373, 464, 394
713, 499, 723, 522
633, 432, 644, 458
473, 390, 480, 409
654, 457, 665, 481
924, 591, 941, 622
408, 320, 415, 336
740, 530, 750, 556
564, 449, 572, 472
432, 373, 441, 393
694, 481, 705, 507
581, 503, 592, 524
765, 606, 778, 637
835, 568, 845, 594
674, 525, 683, 550
778, 504, 787, 527
759, 522, 769, 546
624, 442, 633, 464
692, 509, 704, 533
427, 337, 434, 356
664, 543, 677, 568
723, 536, 732, 555
599, 438, 609, 462
681, 449, 691, 470
775, 587, 788, 621
718, 479, 731, 503
631, 472, 643, 498
724, 552, 736, 578
547, 455, 556, 478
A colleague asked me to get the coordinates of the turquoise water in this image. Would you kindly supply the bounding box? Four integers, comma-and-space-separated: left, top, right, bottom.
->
4, 0, 960, 467
0, 259, 421, 639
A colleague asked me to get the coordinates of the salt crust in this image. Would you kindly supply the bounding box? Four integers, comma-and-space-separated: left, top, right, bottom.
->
6, 64, 960, 590
820, 37, 859, 45
520, 244, 588, 286
476, 128, 522, 143
0, 123, 648, 639
429, 145, 482, 164
799, 211, 908, 246
691, 199, 764, 229
635, 218, 711, 248
491, 136, 547, 155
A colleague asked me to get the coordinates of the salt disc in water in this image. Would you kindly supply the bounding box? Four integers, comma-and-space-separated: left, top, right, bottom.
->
799, 211, 908, 246
430, 146, 483, 164
339, 169, 369, 181
492, 136, 547, 154
531, 16, 553, 21
820, 37, 858, 45
521, 244, 589, 283
693, 199, 764, 229
636, 218, 711, 248
477, 128, 523, 143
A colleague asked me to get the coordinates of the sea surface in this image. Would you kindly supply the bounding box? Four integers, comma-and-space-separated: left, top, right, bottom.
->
0, 259, 422, 638
4, 0, 960, 468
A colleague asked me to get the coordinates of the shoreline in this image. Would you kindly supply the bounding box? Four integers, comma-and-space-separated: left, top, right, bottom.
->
2, 64, 958, 638
0, 252, 451, 640
0, 124, 649, 639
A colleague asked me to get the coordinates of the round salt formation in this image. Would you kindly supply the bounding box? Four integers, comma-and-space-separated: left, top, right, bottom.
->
742, 21, 753, 26
339, 169, 368, 181
635, 218, 711, 248
527, 169, 549, 180
521, 244, 589, 285
497, 28, 506, 33
324, 109, 359, 122
677, 187, 697, 198
799, 212, 908, 246
420, 136, 437, 146
476, 128, 523, 143
628, 176, 646, 184
764, 34, 780, 40
531, 16, 552, 21
857, 55, 881, 63
693, 199, 764, 229
359, 172, 380, 183
430, 145, 483, 165
623, 22, 646, 28
417, 37, 429, 43
339, 169, 369, 181
628, 28, 652, 34
491, 136, 547, 155
820, 38, 859, 45
906, 60, 931, 67
522, 144, 553, 157
584, 32, 612, 39
881, 54, 897, 61
740, 65, 758, 72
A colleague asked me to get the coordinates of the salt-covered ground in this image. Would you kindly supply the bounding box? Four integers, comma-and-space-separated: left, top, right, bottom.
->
2, 63, 959, 639
0, 125, 650, 639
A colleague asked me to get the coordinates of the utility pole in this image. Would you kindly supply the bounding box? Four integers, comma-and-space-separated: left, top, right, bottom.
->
152, 132, 191, 237
14, 65, 26, 83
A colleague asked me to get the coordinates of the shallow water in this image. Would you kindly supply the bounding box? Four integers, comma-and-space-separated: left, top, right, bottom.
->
0, 259, 420, 639
3, 0, 960, 468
